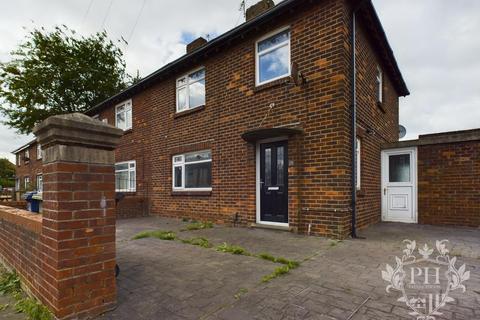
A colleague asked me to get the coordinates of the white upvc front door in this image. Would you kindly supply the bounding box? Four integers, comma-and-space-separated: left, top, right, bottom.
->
381, 147, 417, 223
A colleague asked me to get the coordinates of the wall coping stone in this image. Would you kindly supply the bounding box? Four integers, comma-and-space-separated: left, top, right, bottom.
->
33, 113, 123, 151
383, 128, 480, 149
0, 205, 42, 234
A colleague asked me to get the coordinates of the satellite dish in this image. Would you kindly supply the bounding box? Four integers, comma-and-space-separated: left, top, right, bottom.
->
399, 125, 407, 139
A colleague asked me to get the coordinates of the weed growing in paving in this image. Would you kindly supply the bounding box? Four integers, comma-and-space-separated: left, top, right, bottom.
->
234, 288, 248, 300
0, 269, 52, 320
329, 239, 343, 247
181, 237, 212, 248
258, 253, 299, 268
133, 230, 176, 241
181, 221, 213, 231
216, 242, 250, 256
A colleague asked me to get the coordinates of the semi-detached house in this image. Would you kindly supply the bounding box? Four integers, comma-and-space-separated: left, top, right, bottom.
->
14, 0, 411, 239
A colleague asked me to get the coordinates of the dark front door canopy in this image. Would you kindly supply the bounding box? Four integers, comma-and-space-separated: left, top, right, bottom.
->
241, 127, 303, 143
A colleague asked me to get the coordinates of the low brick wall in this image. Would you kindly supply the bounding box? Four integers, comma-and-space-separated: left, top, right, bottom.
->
418, 140, 480, 227
0, 201, 27, 210
0, 206, 43, 301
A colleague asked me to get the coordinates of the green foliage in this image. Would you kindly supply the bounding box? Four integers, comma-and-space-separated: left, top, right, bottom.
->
0, 304, 8, 311
216, 243, 250, 256
234, 288, 248, 300
0, 158, 15, 188
258, 253, 276, 262
262, 265, 291, 283
0, 269, 52, 319
257, 253, 299, 269
0, 25, 136, 134
329, 239, 342, 247
15, 297, 52, 320
0, 270, 21, 295
181, 237, 212, 248
132, 230, 176, 241
182, 221, 213, 231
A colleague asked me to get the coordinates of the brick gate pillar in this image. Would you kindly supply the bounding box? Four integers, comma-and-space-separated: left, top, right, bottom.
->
33, 113, 123, 319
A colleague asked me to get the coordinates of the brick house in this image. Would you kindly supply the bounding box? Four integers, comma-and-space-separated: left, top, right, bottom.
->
14, 0, 477, 239
13, 0, 410, 238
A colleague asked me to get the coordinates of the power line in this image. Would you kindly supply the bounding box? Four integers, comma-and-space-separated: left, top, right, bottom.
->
101, 0, 114, 31
81, 0, 95, 27
127, 0, 147, 44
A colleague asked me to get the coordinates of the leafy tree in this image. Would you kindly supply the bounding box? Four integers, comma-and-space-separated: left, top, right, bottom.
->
0, 158, 15, 188
0, 25, 136, 134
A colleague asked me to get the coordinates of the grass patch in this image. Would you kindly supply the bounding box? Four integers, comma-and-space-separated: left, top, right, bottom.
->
132, 230, 176, 241
0, 269, 52, 320
262, 265, 291, 283
329, 239, 342, 247
181, 221, 213, 231
234, 288, 248, 300
257, 253, 299, 268
181, 237, 212, 248
216, 243, 250, 256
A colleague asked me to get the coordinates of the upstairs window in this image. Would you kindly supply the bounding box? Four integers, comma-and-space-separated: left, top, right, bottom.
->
24, 177, 30, 190
376, 66, 383, 103
15, 178, 20, 191
173, 150, 212, 191
256, 28, 291, 86
115, 161, 136, 192
37, 144, 42, 160
24, 150, 30, 162
116, 100, 132, 130
176, 68, 206, 113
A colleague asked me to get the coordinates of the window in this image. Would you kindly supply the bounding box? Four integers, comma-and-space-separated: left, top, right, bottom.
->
115, 161, 136, 192
115, 100, 133, 130
256, 28, 291, 86
24, 177, 30, 190
15, 178, 20, 191
36, 175, 43, 193
389, 154, 410, 183
173, 150, 212, 191
376, 66, 383, 103
356, 138, 361, 190
176, 68, 205, 112
37, 144, 42, 160
24, 150, 30, 162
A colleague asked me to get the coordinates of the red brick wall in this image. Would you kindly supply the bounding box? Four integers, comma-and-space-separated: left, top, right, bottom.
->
418, 141, 480, 227
0, 206, 43, 306
351, 9, 400, 232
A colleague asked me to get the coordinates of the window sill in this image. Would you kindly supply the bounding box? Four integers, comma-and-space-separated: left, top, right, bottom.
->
254, 77, 290, 93
122, 128, 133, 135
376, 101, 386, 113
171, 190, 212, 196
174, 105, 205, 118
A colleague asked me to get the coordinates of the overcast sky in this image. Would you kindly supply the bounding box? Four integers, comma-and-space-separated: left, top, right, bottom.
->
0, 0, 479, 162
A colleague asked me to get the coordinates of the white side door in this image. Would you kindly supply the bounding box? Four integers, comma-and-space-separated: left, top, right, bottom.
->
381, 148, 417, 223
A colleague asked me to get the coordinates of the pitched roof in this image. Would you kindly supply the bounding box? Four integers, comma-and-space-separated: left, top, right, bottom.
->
87, 0, 409, 115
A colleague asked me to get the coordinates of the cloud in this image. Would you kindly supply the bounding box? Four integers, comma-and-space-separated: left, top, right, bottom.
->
0, 0, 479, 161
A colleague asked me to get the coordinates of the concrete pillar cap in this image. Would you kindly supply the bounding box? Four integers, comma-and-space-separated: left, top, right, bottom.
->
33, 113, 123, 150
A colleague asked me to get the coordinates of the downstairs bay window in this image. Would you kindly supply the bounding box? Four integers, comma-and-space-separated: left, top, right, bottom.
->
173, 150, 212, 191
115, 161, 136, 192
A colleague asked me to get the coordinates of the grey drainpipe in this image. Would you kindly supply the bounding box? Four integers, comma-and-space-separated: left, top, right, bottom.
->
351, 0, 368, 238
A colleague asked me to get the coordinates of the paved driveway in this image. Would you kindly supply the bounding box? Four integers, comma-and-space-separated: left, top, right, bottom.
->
100, 218, 480, 320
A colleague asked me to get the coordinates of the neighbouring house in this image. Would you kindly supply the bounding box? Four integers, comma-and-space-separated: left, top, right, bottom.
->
12, 0, 479, 239
12, 140, 43, 198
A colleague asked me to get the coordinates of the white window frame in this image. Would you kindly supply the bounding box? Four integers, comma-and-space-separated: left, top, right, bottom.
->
255, 26, 291, 86
24, 150, 30, 162
356, 138, 361, 190
24, 176, 30, 190
36, 174, 43, 193
115, 100, 133, 131
376, 66, 383, 103
115, 160, 136, 192
172, 150, 212, 191
176, 67, 206, 113
15, 178, 20, 191
37, 144, 42, 160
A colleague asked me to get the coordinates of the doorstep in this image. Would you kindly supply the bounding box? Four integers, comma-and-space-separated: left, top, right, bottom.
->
249, 223, 293, 232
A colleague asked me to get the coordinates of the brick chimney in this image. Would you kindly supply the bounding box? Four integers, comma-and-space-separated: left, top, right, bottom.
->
187, 37, 208, 54
246, 0, 275, 21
